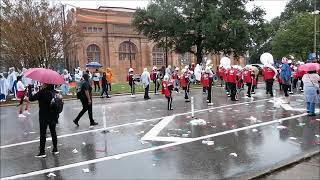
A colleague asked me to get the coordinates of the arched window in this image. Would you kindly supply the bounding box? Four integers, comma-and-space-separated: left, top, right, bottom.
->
86, 44, 100, 62
152, 45, 165, 66
178, 53, 191, 66
119, 41, 137, 61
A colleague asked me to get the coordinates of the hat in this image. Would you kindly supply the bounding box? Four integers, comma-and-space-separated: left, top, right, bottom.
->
129, 68, 134, 72
152, 66, 157, 70
175, 67, 179, 71
281, 57, 288, 64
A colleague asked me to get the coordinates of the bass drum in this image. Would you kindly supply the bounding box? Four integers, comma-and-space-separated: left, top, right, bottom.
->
212, 75, 219, 83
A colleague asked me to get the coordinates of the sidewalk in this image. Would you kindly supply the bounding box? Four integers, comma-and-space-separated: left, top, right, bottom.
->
263, 154, 320, 180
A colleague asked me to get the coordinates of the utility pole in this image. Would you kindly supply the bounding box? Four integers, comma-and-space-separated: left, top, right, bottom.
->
129, 38, 132, 68
313, 0, 317, 57
61, 4, 68, 70
165, 35, 168, 67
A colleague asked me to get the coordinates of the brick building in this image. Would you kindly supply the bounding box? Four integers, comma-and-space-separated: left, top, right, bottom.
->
66, 7, 246, 83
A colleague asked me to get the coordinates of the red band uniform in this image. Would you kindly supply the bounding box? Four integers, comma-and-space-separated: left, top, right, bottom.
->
227, 68, 238, 101
263, 67, 276, 97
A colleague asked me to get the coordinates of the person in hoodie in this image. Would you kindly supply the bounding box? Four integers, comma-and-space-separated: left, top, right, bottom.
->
141, 68, 151, 100
280, 57, 292, 103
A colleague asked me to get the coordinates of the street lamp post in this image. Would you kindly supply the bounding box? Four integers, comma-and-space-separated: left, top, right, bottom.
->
313, 0, 318, 56
165, 35, 168, 67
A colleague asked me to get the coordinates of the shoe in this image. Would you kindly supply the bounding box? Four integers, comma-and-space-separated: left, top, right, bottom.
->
131, 95, 135, 98
106, 96, 111, 98
270, 94, 274, 97
206, 100, 209, 102
73, 120, 79, 127
18, 114, 26, 118
185, 99, 190, 102
301, 90, 304, 92
24, 110, 31, 115
90, 122, 98, 126
100, 96, 104, 98
35, 152, 46, 158
308, 113, 316, 116
169, 108, 173, 110
208, 103, 214, 106
289, 92, 294, 94
227, 94, 231, 97
52, 150, 59, 155
251, 92, 255, 94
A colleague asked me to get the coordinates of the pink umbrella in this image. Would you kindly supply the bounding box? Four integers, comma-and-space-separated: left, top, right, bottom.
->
24, 68, 65, 85
299, 63, 320, 72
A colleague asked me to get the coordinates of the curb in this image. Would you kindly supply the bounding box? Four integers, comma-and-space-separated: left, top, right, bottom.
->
236, 149, 320, 180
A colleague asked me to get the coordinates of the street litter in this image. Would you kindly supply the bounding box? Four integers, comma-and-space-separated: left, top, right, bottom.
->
182, 134, 189, 138
297, 123, 306, 127
289, 137, 297, 140
315, 135, 320, 138
114, 155, 122, 160
208, 110, 213, 112
186, 116, 191, 118
147, 109, 151, 111
72, 148, 78, 154
82, 168, 89, 173
214, 145, 227, 151
136, 131, 145, 135
189, 119, 206, 126
222, 122, 226, 126
248, 116, 257, 121
47, 173, 56, 177
217, 110, 223, 113
109, 129, 120, 133
202, 140, 214, 146
229, 153, 238, 157
29, 131, 36, 134
316, 119, 320, 121
252, 129, 258, 132
256, 105, 265, 108
276, 125, 287, 129
152, 163, 156, 166
139, 140, 150, 144
82, 142, 86, 145
233, 110, 240, 112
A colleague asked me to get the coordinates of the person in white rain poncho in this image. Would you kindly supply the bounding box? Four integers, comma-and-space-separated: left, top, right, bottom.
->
141, 68, 151, 100
0, 73, 8, 102
7, 67, 17, 99
61, 69, 72, 95
74, 68, 83, 92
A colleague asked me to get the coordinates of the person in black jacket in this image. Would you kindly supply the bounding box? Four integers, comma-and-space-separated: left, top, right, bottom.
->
100, 72, 110, 98
73, 73, 98, 127
28, 84, 59, 158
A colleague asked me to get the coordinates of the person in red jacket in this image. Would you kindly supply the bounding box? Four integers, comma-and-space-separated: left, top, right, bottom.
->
205, 67, 214, 105
162, 75, 173, 110
181, 68, 191, 102
243, 66, 254, 98
262, 65, 277, 97
227, 66, 238, 101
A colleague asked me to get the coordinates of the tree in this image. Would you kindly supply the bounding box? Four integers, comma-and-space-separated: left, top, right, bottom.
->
133, 0, 266, 64
0, 0, 79, 70
272, 13, 315, 60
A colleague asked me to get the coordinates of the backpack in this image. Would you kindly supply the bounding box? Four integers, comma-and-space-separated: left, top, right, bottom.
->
50, 91, 64, 114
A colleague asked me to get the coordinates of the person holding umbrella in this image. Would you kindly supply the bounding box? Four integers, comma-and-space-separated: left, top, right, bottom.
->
301, 63, 320, 116
23, 68, 65, 158
73, 73, 98, 127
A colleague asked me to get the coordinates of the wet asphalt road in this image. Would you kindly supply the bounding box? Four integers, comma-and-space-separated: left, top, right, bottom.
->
1, 84, 319, 179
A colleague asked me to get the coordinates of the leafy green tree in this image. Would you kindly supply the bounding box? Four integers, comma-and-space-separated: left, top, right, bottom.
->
133, 0, 266, 64
272, 13, 315, 60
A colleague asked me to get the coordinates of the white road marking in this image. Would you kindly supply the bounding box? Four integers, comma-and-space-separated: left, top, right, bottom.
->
1, 113, 307, 180
0, 98, 270, 149
142, 116, 175, 141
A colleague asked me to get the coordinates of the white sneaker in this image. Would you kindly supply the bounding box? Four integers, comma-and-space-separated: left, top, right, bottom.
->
18, 114, 26, 118
24, 110, 31, 115
206, 100, 209, 102
131, 95, 135, 98
208, 103, 214, 106
289, 92, 294, 94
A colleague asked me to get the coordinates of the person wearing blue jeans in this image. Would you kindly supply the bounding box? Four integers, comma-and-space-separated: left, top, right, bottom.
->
302, 70, 319, 116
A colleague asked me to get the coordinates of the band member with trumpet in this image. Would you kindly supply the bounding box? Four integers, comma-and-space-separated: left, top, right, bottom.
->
227, 66, 238, 101
162, 75, 174, 110
127, 68, 135, 98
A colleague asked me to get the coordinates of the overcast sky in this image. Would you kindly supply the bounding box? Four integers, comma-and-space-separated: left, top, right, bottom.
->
55, 0, 290, 21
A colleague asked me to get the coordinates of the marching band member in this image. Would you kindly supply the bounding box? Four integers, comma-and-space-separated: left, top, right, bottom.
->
226, 66, 238, 101
205, 67, 214, 105
201, 68, 207, 94
151, 66, 160, 94
218, 65, 226, 88
162, 75, 173, 110
263, 65, 277, 97
243, 66, 254, 98
180, 66, 191, 102
293, 62, 305, 92
127, 68, 135, 97
172, 67, 180, 93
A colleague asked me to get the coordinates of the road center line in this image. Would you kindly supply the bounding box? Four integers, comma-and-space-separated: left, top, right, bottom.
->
0, 98, 270, 149
1, 113, 307, 180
